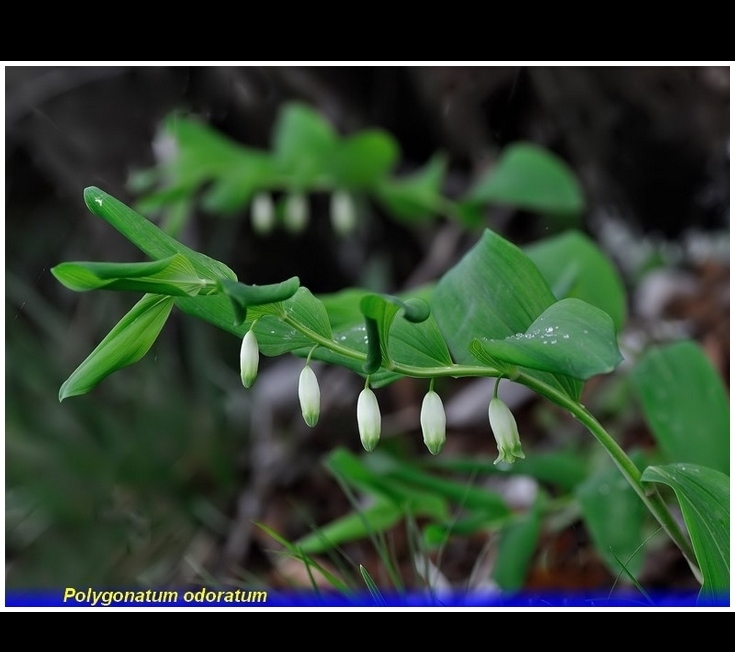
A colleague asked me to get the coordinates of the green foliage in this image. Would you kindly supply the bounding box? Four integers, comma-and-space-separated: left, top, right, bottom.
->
632, 341, 730, 475
641, 464, 729, 601
467, 143, 585, 215
44, 101, 728, 601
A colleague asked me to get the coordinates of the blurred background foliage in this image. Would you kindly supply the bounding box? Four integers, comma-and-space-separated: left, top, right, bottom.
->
5, 65, 729, 594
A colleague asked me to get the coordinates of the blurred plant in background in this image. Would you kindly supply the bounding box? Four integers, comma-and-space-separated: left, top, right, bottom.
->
5, 66, 729, 604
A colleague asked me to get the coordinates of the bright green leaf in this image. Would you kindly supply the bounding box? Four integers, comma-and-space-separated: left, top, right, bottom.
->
525, 231, 627, 331
631, 341, 729, 475
59, 294, 175, 401
219, 276, 300, 324
641, 463, 730, 601
433, 229, 582, 400
51, 254, 212, 297
83, 187, 236, 282
472, 298, 623, 381
467, 142, 584, 216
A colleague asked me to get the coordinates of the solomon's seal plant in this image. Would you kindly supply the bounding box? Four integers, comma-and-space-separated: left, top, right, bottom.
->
51, 186, 728, 602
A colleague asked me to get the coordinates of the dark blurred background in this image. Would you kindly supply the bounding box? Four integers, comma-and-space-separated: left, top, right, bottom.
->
5, 65, 729, 591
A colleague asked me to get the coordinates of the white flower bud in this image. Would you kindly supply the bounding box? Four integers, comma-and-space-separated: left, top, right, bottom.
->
330, 190, 357, 236
357, 388, 381, 452
240, 329, 259, 388
298, 365, 320, 427
251, 192, 275, 234
488, 397, 525, 465
284, 192, 309, 233
420, 390, 446, 455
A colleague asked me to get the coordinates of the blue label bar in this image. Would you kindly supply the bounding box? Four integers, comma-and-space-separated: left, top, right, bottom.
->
5, 588, 729, 608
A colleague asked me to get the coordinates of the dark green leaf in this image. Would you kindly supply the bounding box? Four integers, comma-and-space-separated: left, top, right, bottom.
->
467, 142, 584, 215
525, 231, 627, 331
59, 294, 175, 401
631, 341, 729, 475
472, 298, 623, 380
641, 463, 730, 600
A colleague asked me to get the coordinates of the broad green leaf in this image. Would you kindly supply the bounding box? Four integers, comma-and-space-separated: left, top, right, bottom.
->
467, 143, 584, 216
492, 495, 544, 591
433, 229, 582, 400
525, 231, 627, 331
375, 154, 447, 221
296, 499, 404, 555
632, 342, 729, 475
472, 298, 623, 381
51, 254, 212, 297
330, 131, 400, 188
59, 294, 175, 401
641, 463, 730, 601
272, 103, 338, 185
83, 187, 236, 282
577, 455, 648, 581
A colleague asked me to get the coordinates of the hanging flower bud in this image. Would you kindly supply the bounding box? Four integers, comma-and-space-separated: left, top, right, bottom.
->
488, 397, 525, 465
251, 192, 275, 235
330, 190, 357, 237
240, 329, 259, 388
298, 365, 320, 427
284, 192, 309, 234
420, 390, 446, 455
357, 388, 381, 452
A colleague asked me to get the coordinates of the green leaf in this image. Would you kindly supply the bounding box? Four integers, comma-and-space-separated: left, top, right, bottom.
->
467, 142, 584, 216
59, 294, 175, 401
272, 102, 338, 185
254, 287, 333, 356
433, 228, 582, 400
219, 276, 300, 324
83, 187, 236, 282
641, 463, 730, 601
472, 298, 623, 381
295, 499, 404, 555
631, 341, 729, 475
359, 294, 433, 372
375, 154, 446, 221
330, 130, 400, 188
51, 254, 212, 297
577, 456, 647, 580
525, 231, 627, 331
492, 495, 544, 591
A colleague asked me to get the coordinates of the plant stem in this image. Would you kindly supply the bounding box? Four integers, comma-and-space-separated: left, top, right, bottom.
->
281, 312, 702, 582
517, 372, 702, 582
